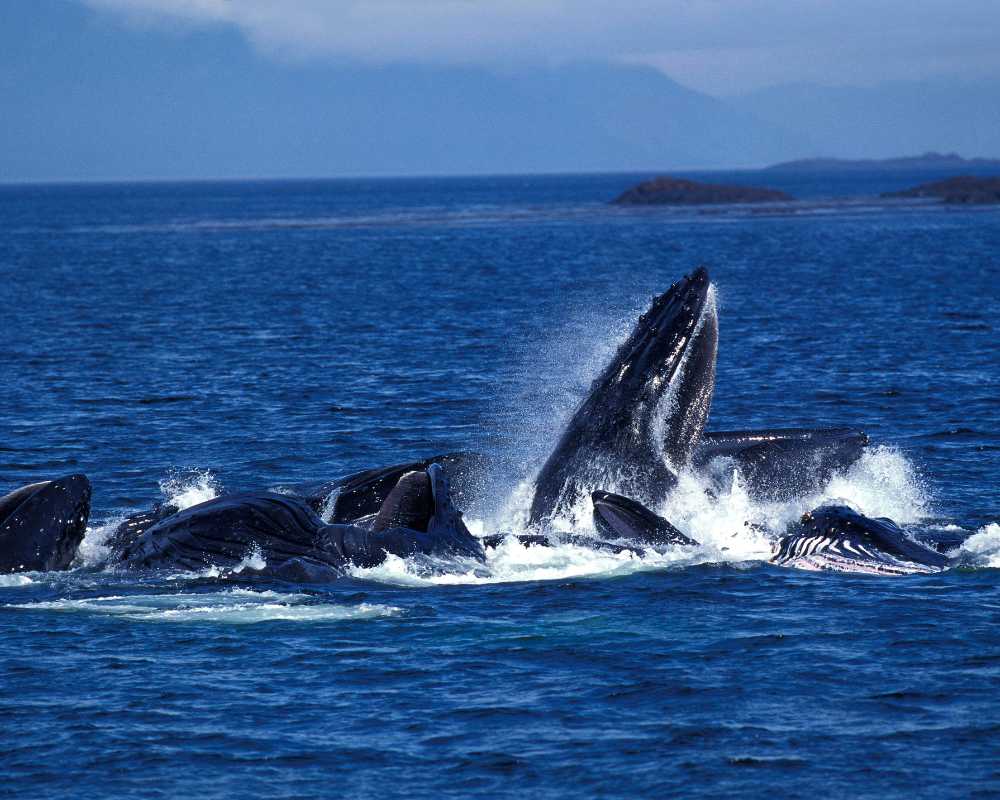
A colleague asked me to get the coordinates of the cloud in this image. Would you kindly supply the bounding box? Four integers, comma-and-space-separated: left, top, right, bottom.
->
82, 0, 1000, 93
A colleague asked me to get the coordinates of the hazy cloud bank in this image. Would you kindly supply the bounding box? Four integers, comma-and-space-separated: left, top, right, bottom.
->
83, 0, 1000, 93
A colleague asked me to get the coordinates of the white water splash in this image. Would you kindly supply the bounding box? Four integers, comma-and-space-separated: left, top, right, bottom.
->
76, 514, 125, 567
319, 486, 341, 522
951, 523, 1000, 568
159, 470, 221, 510
160, 545, 268, 582
349, 539, 691, 587
823, 446, 929, 524
6, 588, 400, 624
352, 442, 930, 587
77, 470, 224, 568
659, 444, 929, 553
235, 544, 267, 573
0, 573, 35, 587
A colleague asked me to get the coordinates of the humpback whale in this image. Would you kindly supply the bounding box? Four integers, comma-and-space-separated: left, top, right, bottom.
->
772, 506, 949, 575
530, 267, 718, 524
103, 451, 487, 556
0, 270, 942, 581
591, 490, 696, 547
116, 464, 483, 578
589, 491, 950, 576
0, 474, 91, 573
694, 428, 869, 499
286, 451, 486, 522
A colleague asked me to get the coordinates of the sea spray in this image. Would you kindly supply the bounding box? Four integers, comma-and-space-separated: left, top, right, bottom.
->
76, 469, 223, 568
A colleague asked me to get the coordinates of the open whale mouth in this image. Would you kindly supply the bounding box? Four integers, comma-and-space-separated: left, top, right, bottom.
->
528, 267, 719, 523
621, 267, 719, 473
772, 506, 950, 575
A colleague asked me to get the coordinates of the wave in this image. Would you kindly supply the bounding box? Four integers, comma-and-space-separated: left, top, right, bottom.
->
951, 523, 1000, 568
0, 574, 35, 587
6, 588, 400, 624
12, 195, 982, 238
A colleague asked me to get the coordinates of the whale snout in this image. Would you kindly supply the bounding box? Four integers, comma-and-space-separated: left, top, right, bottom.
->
591, 490, 697, 547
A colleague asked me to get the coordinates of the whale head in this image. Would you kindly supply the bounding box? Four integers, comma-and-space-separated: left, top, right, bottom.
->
530, 267, 718, 524
0, 474, 91, 573
772, 505, 950, 575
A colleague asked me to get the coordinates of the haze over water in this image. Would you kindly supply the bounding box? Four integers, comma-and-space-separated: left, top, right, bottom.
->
2, 171, 999, 797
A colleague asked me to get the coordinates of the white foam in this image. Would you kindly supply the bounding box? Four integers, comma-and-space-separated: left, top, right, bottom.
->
234, 544, 267, 573
6, 588, 400, 624
0, 574, 34, 587
349, 538, 691, 587
160, 470, 221, 510
822, 446, 929, 524
76, 513, 125, 567
951, 523, 1000, 568
319, 486, 341, 522
158, 546, 268, 582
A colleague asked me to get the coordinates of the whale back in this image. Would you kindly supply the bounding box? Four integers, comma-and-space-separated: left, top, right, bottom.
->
118, 492, 335, 572
328, 464, 483, 566
371, 470, 434, 533
290, 451, 486, 523
695, 428, 868, 499
118, 466, 484, 577
104, 503, 181, 555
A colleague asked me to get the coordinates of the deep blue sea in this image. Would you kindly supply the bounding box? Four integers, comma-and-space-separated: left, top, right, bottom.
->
2, 170, 999, 799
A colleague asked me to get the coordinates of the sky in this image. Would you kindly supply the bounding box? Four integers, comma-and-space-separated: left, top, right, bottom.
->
1, 1, 998, 181
82, 0, 1000, 95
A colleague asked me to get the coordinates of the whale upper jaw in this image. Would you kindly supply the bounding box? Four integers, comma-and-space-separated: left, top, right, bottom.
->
529, 267, 718, 525
0, 474, 92, 573
610, 267, 713, 403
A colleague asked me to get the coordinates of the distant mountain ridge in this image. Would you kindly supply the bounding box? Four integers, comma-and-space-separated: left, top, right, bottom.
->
731, 80, 1000, 165
766, 152, 1000, 172
3, 1, 1000, 181
0, 1, 803, 181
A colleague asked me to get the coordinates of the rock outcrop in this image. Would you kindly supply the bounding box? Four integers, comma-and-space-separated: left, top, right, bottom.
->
883, 175, 1000, 204
614, 177, 793, 205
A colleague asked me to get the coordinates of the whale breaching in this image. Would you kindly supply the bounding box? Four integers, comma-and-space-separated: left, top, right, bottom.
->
0, 267, 960, 578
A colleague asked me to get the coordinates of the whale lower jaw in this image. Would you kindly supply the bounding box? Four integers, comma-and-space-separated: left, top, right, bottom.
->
770, 534, 945, 576
771, 548, 942, 576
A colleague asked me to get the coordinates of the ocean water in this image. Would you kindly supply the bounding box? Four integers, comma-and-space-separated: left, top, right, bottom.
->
1, 171, 999, 798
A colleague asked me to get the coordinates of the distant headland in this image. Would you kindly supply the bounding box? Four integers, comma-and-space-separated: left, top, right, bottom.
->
883, 176, 1000, 204
613, 177, 792, 206
764, 152, 1000, 172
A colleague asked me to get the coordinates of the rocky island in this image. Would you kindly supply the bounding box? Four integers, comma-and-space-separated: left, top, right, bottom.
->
614, 176, 793, 205
883, 175, 1000, 204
